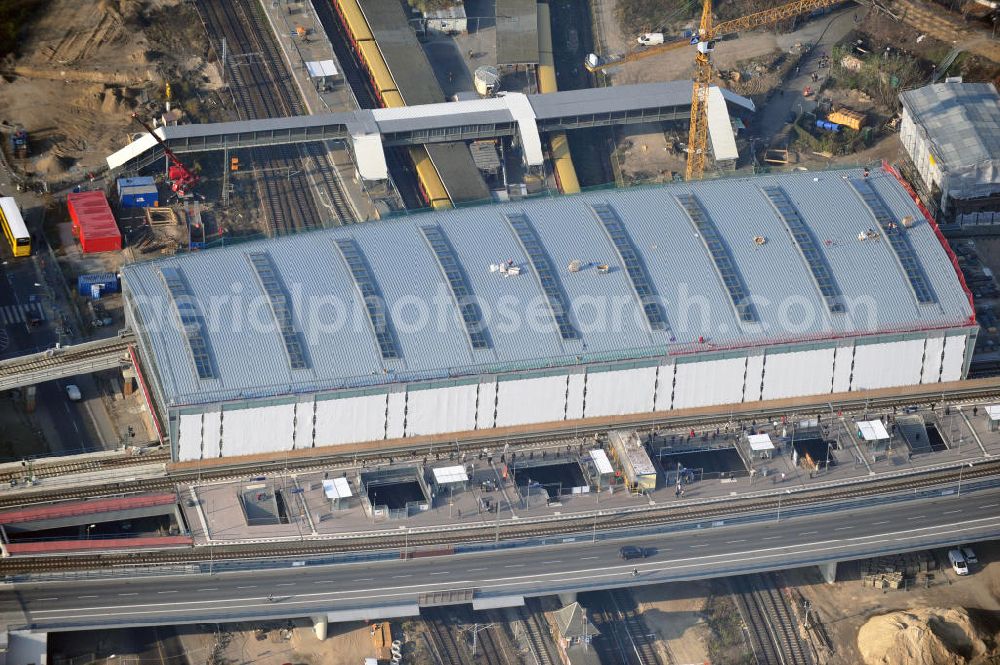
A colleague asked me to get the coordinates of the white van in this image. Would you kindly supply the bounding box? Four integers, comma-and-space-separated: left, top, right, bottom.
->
948, 549, 969, 575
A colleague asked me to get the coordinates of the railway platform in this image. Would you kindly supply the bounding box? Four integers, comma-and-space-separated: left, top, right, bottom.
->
179, 401, 1000, 547
257, 0, 378, 221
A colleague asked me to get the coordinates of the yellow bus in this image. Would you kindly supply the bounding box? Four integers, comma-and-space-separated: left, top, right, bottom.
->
0, 197, 30, 257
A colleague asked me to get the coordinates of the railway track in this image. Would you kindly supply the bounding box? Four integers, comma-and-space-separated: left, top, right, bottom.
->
424, 607, 470, 665
587, 589, 663, 665
0, 450, 167, 485
731, 574, 812, 665
517, 599, 558, 665
195, 0, 351, 231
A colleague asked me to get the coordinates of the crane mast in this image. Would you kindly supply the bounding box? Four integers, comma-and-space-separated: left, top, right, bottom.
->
587, 0, 848, 180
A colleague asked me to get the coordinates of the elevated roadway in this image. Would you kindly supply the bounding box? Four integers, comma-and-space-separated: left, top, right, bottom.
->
4, 482, 999, 632
0, 335, 132, 392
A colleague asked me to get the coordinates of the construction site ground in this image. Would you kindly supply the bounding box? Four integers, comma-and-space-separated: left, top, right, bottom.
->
589, 0, 999, 179
786, 539, 1000, 664
0, 0, 220, 186
173, 619, 376, 665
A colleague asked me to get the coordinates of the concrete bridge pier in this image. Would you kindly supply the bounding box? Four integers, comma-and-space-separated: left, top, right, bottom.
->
818, 561, 837, 585
312, 614, 328, 640
558, 592, 577, 605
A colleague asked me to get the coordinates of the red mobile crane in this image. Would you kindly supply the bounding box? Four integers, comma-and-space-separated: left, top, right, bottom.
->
130, 112, 200, 196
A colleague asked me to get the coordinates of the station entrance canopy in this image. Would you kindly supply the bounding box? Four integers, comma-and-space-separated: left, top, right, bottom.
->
107, 82, 754, 180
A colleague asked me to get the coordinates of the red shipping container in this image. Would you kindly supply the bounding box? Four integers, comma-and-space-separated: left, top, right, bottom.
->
67, 190, 121, 253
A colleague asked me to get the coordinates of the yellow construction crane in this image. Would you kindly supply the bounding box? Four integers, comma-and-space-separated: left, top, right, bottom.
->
587, 0, 847, 180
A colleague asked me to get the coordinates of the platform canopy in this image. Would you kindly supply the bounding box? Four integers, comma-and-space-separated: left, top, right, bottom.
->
306, 60, 338, 78
432, 465, 469, 484
747, 433, 774, 451
986, 405, 1000, 421
589, 449, 614, 475
323, 477, 353, 499
856, 420, 890, 441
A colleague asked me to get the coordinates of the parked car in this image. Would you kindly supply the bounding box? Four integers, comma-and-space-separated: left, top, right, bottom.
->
619, 546, 647, 560
948, 549, 969, 575
65, 384, 82, 402
961, 546, 978, 565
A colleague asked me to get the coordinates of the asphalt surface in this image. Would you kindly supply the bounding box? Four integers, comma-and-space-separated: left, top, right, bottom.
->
6, 484, 1000, 632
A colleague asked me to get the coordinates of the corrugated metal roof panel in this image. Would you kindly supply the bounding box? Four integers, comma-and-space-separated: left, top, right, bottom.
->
123, 168, 974, 408
900, 82, 1000, 174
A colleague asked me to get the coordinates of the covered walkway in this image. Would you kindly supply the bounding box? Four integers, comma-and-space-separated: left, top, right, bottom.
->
107, 82, 754, 180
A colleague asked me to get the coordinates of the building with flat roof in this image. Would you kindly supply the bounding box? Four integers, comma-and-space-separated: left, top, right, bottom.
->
122, 167, 977, 461
900, 81, 1000, 226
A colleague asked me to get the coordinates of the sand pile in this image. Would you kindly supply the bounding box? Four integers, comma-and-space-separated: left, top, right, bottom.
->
858, 607, 989, 665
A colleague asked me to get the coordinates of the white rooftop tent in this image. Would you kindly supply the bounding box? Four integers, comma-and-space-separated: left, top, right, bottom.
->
589, 449, 614, 475
432, 465, 469, 485
855, 420, 890, 442
323, 476, 353, 510
986, 405, 1000, 431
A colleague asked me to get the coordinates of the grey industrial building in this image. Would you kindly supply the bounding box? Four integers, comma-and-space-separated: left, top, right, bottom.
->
121, 168, 977, 461
900, 81, 1000, 226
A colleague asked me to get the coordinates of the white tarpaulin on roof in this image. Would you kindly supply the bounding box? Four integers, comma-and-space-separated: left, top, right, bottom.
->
748, 433, 774, 451
707, 86, 738, 162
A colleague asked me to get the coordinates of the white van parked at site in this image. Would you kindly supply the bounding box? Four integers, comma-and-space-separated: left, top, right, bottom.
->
949, 549, 970, 575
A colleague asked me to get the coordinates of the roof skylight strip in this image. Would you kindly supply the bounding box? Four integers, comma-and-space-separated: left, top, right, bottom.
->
762, 186, 845, 314
158, 266, 215, 380
504, 212, 579, 341
590, 203, 671, 333
332, 238, 401, 360
674, 194, 760, 323
246, 252, 309, 370
419, 225, 492, 350
849, 179, 937, 304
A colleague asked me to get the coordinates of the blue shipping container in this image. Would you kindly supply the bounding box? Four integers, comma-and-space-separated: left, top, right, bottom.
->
119, 184, 159, 208
116, 176, 155, 200
77, 273, 120, 298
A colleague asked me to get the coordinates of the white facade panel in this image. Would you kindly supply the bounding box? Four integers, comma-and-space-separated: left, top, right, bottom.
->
941, 335, 968, 382
653, 363, 674, 411
566, 373, 585, 420
221, 403, 296, 456
495, 375, 567, 427
476, 381, 497, 429
761, 348, 835, 400
832, 345, 854, 393
921, 336, 945, 383
405, 384, 478, 436
178, 414, 203, 462
673, 357, 746, 410
851, 340, 925, 390
743, 354, 764, 402
314, 393, 388, 446
386, 392, 406, 439
202, 410, 222, 459
584, 367, 657, 417
294, 400, 315, 449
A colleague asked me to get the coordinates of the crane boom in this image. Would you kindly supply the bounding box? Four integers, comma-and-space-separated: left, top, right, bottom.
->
585, 38, 691, 73
713, 0, 846, 38
130, 112, 200, 195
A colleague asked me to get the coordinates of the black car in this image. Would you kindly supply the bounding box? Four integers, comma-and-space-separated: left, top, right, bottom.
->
619, 546, 646, 560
